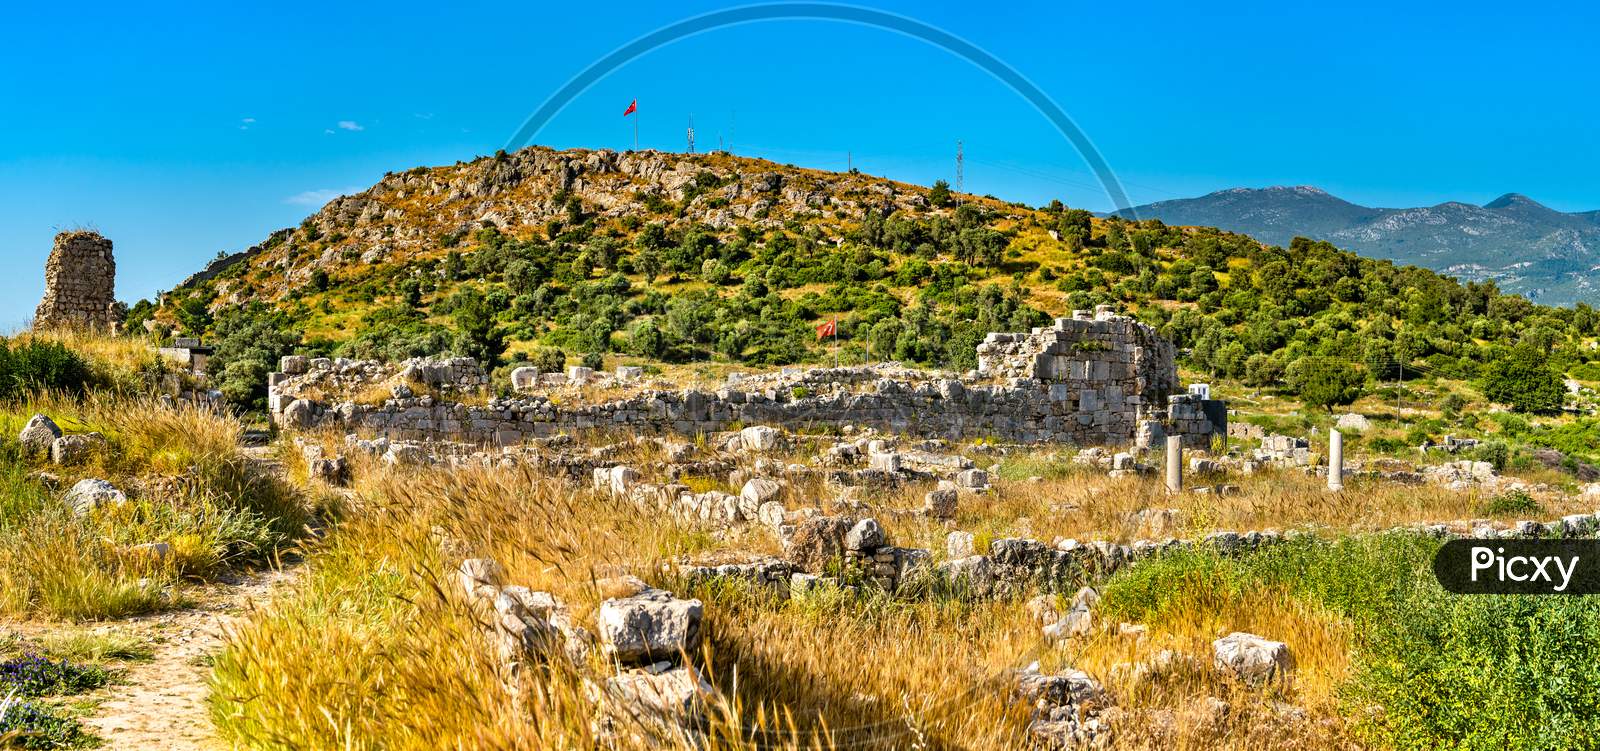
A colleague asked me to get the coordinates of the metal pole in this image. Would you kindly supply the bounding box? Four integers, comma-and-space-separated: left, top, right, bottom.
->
1165, 435, 1182, 494
1329, 428, 1344, 491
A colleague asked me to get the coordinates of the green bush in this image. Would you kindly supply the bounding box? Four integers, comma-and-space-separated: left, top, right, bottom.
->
1483, 344, 1565, 414
0, 339, 91, 399
531, 348, 566, 374
1100, 534, 1600, 749
1479, 488, 1540, 516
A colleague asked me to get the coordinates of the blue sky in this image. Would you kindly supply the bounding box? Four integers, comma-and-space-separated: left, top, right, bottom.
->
2, 0, 1597, 329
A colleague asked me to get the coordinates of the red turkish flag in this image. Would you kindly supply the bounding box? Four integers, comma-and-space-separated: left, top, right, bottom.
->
623, 99, 637, 117
816, 319, 837, 340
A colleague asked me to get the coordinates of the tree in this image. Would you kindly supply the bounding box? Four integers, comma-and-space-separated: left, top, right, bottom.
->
928, 180, 953, 207
451, 289, 507, 368
209, 305, 302, 411
1289, 358, 1364, 412
1482, 344, 1564, 413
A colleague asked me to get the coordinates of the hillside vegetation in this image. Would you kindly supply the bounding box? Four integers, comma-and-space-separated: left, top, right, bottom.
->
141, 147, 1600, 420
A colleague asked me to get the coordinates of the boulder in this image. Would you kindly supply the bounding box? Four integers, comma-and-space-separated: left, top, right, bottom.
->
600, 663, 716, 739
308, 457, 350, 486
937, 555, 996, 598
756, 501, 787, 531
597, 590, 704, 665
1335, 413, 1372, 432
279, 355, 309, 374
946, 530, 976, 558
18, 414, 62, 457
956, 468, 990, 490
739, 478, 782, 512
739, 425, 781, 452
844, 518, 884, 552
923, 488, 958, 519
784, 515, 854, 572
1043, 606, 1093, 641
616, 365, 644, 381
382, 443, 427, 466
593, 465, 641, 497
1025, 595, 1060, 626
867, 452, 902, 472
65, 478, 126, 516
50, 433, 106, 465
1212, 632, 1293, 685
282, 399, 316, 428
458, 558, 504, 600
510, 366, 539, 392
127, 542, 172, 565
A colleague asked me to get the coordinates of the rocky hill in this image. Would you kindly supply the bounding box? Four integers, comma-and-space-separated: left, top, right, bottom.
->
1114, 187, 1600, 305
149, 146, 1600, 412
171, 147, 942, 311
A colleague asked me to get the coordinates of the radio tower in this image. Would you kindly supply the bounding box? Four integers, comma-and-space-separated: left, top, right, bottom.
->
686, 115, 696, 154
955, 140, 964, 194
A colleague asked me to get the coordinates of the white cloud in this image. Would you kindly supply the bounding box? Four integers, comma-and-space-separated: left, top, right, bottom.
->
285, 187, 363, 206
337, 120, 364, 132
239, 117, 256, 130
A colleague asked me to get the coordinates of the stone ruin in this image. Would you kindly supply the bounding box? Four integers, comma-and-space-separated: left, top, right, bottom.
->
34, 230, 119, 330
268, 308, 1226, 449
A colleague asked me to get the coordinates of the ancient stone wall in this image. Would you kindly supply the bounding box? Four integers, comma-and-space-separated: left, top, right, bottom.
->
976, 305, 1177, 403
268, 312, 1224, 449
34, 231, 117, 330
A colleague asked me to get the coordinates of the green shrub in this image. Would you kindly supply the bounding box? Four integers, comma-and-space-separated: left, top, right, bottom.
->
1479, 488, 1541, 516
531, 348, 566, 374
1100, 534, 1600, 749
0, 339, 91, 399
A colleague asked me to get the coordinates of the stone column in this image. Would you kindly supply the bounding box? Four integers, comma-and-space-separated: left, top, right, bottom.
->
1328, 428, 1344, 491
1165, 435, 1182, 493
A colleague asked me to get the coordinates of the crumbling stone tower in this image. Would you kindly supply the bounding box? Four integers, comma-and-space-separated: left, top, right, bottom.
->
34, 231, 118, 330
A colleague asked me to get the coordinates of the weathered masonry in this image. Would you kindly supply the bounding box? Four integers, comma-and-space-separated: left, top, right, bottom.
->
269, 308, 1225, 448
34, 231, 118, 331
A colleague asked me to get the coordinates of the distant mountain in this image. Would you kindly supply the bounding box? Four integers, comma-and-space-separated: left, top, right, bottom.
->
1114, 187, 1600, 305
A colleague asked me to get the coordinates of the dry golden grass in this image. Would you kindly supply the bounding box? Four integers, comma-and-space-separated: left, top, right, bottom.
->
866, 455, 1590, 559
0, 393, 308, 619
210, 443, 1424, 750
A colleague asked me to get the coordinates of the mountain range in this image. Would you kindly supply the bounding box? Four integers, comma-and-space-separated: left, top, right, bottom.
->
1113, 187, 1600, 305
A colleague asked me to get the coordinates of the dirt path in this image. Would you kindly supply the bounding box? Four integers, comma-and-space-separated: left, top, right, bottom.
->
69, 566, 297, 750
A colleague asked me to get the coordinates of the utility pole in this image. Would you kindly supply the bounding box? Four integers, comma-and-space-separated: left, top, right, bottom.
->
848, 151, 852, 172
686, 114, 695, 154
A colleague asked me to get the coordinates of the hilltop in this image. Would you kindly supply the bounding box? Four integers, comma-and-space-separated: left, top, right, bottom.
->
142, 146, 1600, 414
1115, 187, 1600, 305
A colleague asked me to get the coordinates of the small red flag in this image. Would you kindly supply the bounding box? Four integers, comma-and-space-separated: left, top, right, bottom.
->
816, 319, 837, 340
623, 99, 637, 117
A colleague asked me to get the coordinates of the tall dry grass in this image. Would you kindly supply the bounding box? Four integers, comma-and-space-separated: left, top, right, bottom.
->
0, 393, 308, 619
209, 451, 1390, 750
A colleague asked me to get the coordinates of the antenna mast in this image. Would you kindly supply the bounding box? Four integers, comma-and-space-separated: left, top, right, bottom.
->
687, 115, 695, 154
956, 140, 964, 194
